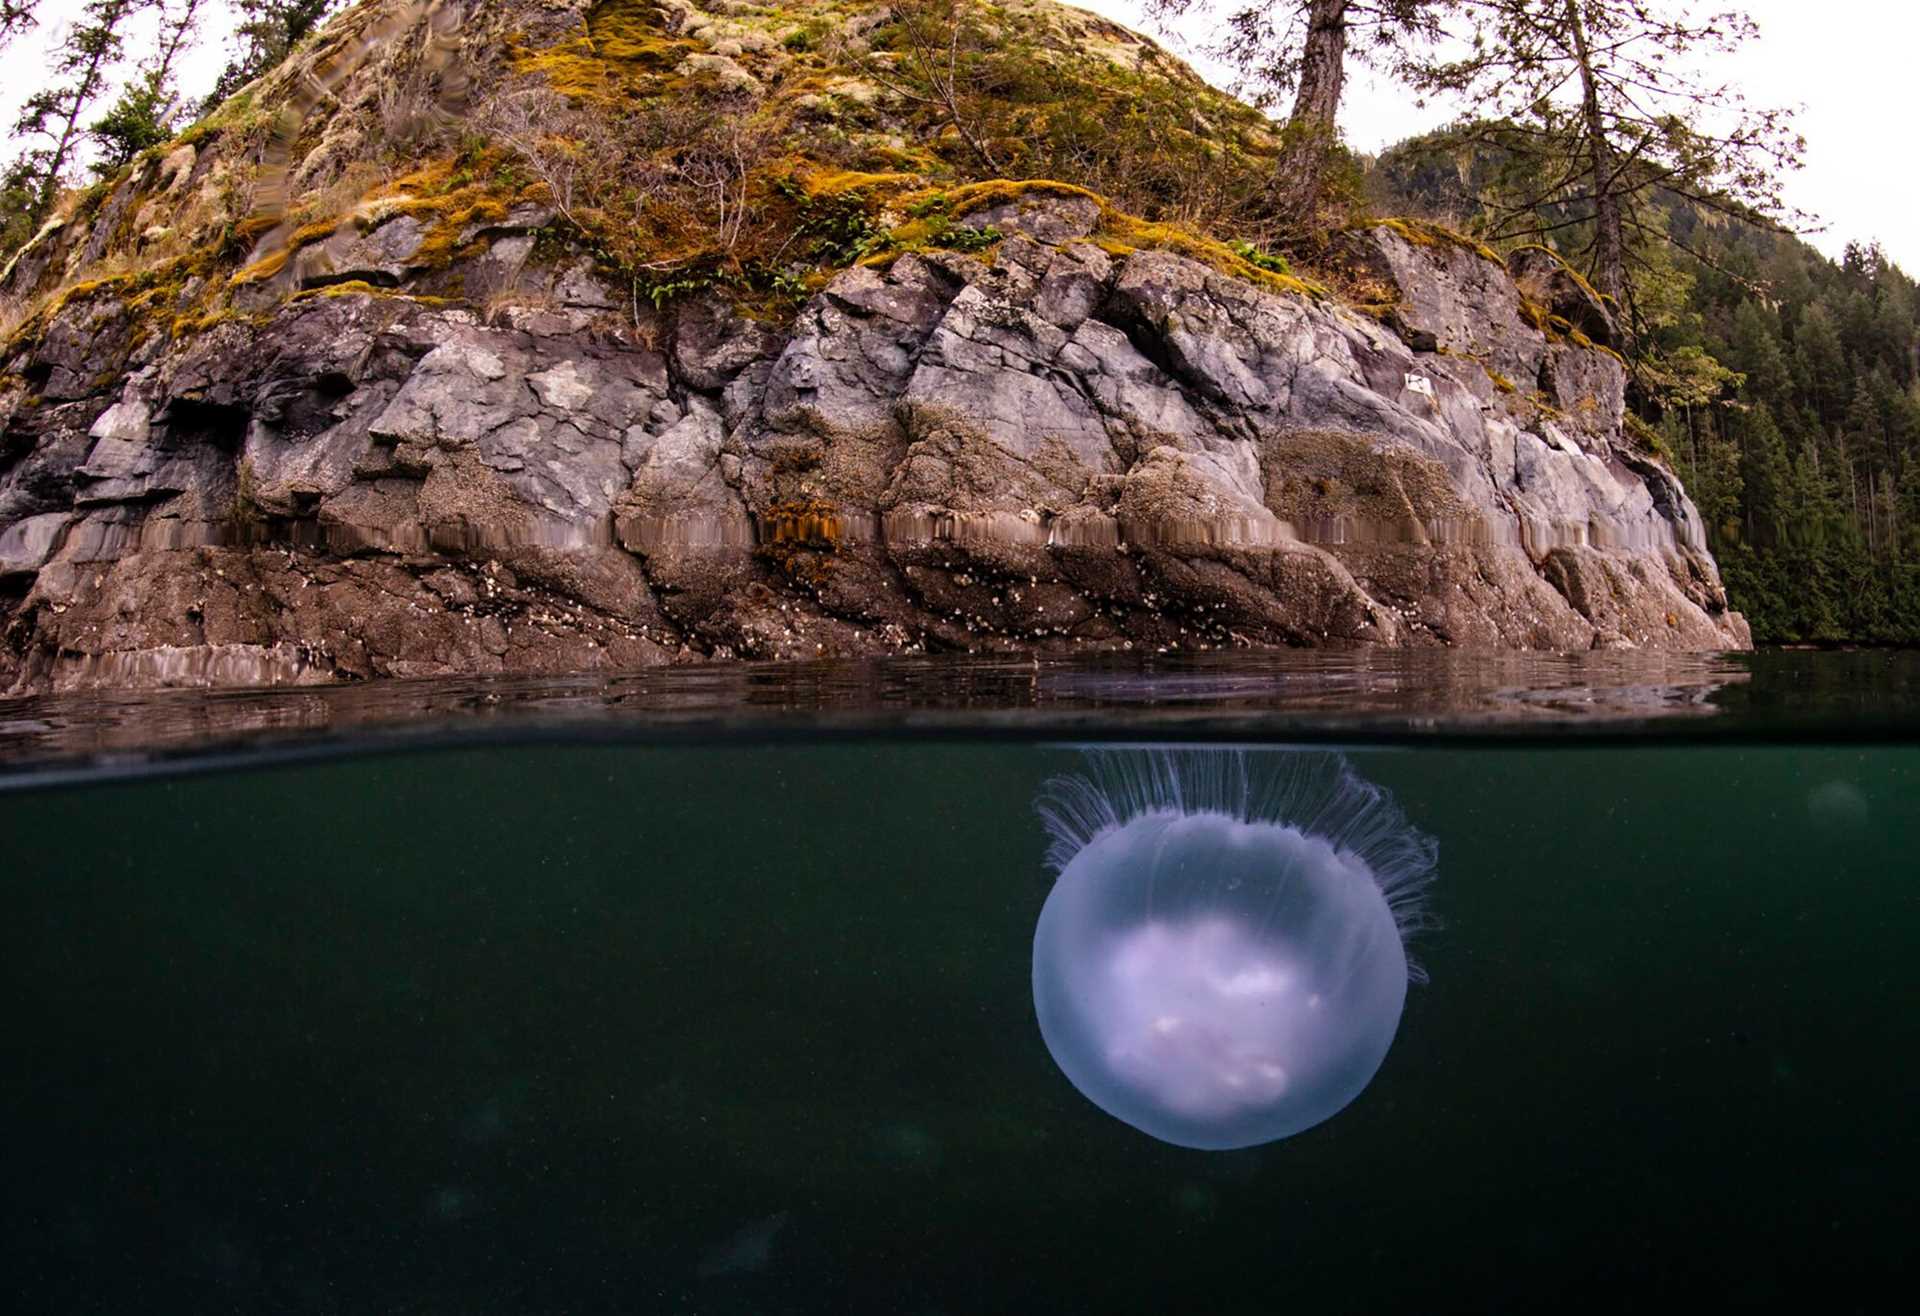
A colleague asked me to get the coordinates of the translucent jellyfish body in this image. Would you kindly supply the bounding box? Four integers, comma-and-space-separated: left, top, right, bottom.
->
1032, 749, 1436, 1149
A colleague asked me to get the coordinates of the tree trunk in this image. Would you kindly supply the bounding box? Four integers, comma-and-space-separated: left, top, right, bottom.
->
33, 3, 129, 223
1280, 0, 1350, 220
1564, 0, 1627, 315
154, 0, 207, 90
1290, 0, 1350, 129
37, 75, 102, 220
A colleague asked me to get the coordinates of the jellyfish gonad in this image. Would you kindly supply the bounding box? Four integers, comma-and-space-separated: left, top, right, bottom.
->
1031, 748, 1436, 1150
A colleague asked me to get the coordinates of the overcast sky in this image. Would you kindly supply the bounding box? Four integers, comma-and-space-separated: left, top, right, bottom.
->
2, 0, 1913, 272
1083, 0, 1920, 272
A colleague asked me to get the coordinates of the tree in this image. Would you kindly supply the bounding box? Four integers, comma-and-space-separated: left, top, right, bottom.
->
8, 0, 146, 232
1726, 300, 1789, 409
1792, 301, 1848, 429
1672, 386, 1741, 545
1149, 0, 1442, 226
202, 0, 342, 113
90, 0, 207, 171
854, 1, 1004, 173
1, 1, 39, 47
1409, 1, 1804, 333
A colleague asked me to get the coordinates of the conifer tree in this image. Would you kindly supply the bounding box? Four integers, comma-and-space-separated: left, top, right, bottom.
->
1792, 302, 1849, 429
1149, 0, 1443, 227
7, 0, 146, 239
1407, 0, 1803, 331
1409, 119, 1920, 640
1, 1, 39, 46
90, 0, 207, 172
202, 0, 342, 112
1727, 301, 1789, 410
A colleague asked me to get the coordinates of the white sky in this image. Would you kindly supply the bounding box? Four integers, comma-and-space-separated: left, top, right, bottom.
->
1, 0, 1914, 271
1083, 0, 1920, 272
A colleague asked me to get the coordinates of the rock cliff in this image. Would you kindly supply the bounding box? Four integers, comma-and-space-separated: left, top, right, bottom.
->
0, 0, 1748, 692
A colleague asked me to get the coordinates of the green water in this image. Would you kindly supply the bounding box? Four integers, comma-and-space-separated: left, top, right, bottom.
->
3, 740, 1914, 1311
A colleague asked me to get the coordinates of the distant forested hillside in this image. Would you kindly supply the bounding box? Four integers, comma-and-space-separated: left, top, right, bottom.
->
1373, 136, 1920, 645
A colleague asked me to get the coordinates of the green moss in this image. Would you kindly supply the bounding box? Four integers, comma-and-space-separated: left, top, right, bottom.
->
1229, 239, 1290, 275
1104, 213, 1327, 300
287, 281, 458, 307
1506, 241, 1622, 312
232, 249, 291, 287
169, 308, 239, 338
2, 0, 1456, 392
509, 0, 702, 102
1625, 412, 1672, 460
230, 217, 343, 285
932, 178, 1102, 213
1515, 295, 1629, 363
1370, 216, 1505, 268
177, 90, 252, 147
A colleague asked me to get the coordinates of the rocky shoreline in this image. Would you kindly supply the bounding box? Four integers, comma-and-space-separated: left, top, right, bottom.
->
1, 190, 1749, 692
0, 1, 1748, 693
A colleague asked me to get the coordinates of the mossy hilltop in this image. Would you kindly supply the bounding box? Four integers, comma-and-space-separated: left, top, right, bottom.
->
0, 0, 1343, 351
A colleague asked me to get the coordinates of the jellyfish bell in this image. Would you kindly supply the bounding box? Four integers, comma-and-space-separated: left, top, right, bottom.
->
1031, 749, 1436, 1150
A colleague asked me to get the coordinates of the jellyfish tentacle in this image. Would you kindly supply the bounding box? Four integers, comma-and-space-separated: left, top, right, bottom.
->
1038, 746, 1438, 966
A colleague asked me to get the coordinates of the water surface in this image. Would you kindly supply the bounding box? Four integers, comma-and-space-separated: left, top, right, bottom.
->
6, 649, 1920, 786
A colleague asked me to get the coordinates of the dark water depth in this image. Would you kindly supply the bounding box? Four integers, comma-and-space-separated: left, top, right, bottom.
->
3, 740, 1915, 1312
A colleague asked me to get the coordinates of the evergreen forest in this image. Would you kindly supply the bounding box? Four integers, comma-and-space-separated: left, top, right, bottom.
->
1372, 140, 1920, 644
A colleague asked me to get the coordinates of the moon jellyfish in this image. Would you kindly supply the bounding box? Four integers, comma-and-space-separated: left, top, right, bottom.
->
1031, 748, 1436, 1149
1807, 779, 1869, 829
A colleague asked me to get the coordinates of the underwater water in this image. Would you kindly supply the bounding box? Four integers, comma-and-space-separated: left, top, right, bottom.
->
2, 654, 1918, 1311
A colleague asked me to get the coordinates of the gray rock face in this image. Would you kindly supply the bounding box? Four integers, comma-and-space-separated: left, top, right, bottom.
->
0, 196, 1746, 692
1332, 223, 1544, 386
1509, 244, 1617, 348
294, 215, 429, 289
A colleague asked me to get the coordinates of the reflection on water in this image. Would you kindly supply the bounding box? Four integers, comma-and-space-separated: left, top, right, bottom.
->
6, 648, 1920, 785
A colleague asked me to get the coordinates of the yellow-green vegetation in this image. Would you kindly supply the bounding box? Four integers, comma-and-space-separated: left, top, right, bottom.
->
2, 252, 205, 361
1624, 412, 1672, 460
0, 0, 1363, 362
473, 0, 1320, 302
790, 172, 1329, 299
506, 0, 706, 100
231, 248, 294, 287
1517, 294, 1627, 362
286, 281, 460, 308
1507, 242, 1617, 309
1368, 217, 1507, 268
1098, 215, 1327, 300
170, 85, 284, 169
